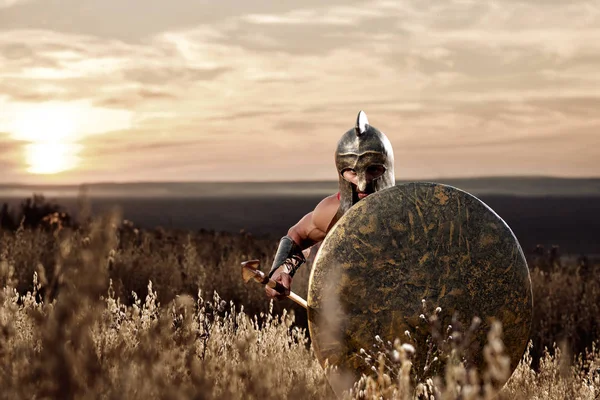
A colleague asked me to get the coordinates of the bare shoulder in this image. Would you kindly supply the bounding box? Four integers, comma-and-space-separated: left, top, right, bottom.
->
311, 193, 340, 232
287, 193, 340, 247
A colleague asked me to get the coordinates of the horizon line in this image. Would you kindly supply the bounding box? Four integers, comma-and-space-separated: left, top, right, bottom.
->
1, 174, 600, 188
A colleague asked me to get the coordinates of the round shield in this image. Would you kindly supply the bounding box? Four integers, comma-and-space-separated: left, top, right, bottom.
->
307, 182, 532, 393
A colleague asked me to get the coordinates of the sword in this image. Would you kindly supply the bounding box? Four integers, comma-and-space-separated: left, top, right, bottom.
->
241, 259, 308, 309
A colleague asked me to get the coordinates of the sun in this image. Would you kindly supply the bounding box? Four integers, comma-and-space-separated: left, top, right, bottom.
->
10, 103, 82, 175
25, 142, 82, 175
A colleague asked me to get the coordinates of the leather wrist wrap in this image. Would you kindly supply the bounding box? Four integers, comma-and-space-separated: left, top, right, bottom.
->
268, 235, 306, 278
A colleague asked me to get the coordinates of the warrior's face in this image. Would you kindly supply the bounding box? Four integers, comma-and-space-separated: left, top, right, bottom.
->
342, 165, 386, 199
339, 152, 388, 201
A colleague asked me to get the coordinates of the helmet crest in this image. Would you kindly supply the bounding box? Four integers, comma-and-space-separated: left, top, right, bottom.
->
355, 110, 369, 136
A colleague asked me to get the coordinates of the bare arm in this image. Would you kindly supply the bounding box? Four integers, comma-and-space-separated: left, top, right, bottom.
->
265, 194, 340, 299
286, 193, 340, 249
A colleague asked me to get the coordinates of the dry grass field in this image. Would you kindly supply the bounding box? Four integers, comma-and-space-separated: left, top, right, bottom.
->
0, 199, 599, 399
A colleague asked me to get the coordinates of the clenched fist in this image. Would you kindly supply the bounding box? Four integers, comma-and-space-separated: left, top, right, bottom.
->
265, 265, 292, 300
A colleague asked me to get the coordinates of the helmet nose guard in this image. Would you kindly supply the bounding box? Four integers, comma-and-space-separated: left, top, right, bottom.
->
357, 172, 369, 192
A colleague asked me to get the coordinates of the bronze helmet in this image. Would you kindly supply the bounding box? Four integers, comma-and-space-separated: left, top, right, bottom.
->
329, 110, 395, 229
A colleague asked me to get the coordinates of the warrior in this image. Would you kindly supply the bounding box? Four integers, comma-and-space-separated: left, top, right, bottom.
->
265, 110, 396, 300
246, 111, 532, 394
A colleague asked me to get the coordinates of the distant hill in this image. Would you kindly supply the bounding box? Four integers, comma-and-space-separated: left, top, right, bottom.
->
0, 177, 599, 199
0, 177, 598, 255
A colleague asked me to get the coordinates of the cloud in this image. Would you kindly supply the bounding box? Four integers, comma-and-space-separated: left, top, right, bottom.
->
0, 133, 27, 181
0, 29, 234, 109
0, 0, 359, 40
123, 66, 229, 85
274, 120, 320, 133
79, 130, 203, 158
242, 6, 385, 26
0, 0, 31, 9
69, 123, 333, 182
0, 132, 23, 156
0, 0, 599, 182
3, 1, 597, 105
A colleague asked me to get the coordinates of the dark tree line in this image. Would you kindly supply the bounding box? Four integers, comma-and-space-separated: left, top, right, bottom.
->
0, 194, 73, 232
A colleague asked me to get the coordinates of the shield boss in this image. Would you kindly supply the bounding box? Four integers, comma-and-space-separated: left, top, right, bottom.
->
307, 182, 532, 388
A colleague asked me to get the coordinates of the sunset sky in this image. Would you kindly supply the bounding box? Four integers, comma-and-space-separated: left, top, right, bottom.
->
0, 0, 598, 184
